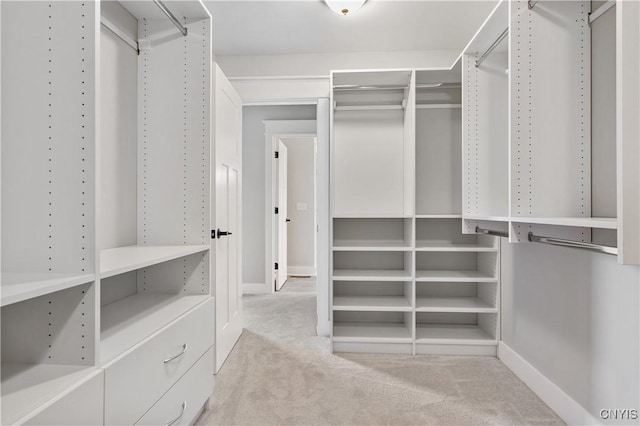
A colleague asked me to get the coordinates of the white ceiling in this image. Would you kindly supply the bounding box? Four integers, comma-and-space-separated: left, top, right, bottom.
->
205, 1, 498, 57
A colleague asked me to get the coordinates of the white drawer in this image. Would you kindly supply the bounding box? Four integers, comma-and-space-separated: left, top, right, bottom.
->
23, 371, 104, 426
104, 298, 214, 426
136, 347, 214, 426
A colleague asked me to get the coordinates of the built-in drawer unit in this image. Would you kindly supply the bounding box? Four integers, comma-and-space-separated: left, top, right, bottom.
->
104, 298, 214, 426
135, 347, 214, 426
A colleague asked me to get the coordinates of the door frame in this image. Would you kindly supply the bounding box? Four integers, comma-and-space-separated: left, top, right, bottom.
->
263, 120, 317, 293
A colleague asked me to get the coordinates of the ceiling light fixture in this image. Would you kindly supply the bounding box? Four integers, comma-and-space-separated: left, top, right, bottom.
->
324, 0, 367, 16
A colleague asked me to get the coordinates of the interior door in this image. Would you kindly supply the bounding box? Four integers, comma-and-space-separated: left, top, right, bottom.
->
213, 63, 243, 372
276, 140, 288, 291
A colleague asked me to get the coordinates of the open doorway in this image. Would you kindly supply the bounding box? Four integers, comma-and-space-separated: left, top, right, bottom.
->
274, 137, 317, 292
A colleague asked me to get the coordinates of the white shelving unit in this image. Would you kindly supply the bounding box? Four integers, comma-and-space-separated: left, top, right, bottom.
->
330, 68, 501, 356
1, 1, 216, 424
461, 0, 638, 264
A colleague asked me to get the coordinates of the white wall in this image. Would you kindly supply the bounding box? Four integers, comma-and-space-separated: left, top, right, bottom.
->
281, 137, 316, 276
501, 241, 640, 424
242, 106, 317, 287
217, 49, 461, 103
216, 49, 461, 77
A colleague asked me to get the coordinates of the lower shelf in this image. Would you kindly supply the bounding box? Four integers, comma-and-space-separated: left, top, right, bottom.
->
1, 363, 97, 425
415, 324, 497, 345
333, 296, 412, 311
100, 293, 210, 363
333, 322, 412, 343
416, 297, 497, 313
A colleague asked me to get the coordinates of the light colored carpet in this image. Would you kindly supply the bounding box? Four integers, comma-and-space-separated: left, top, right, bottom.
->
197, 278, 563, 426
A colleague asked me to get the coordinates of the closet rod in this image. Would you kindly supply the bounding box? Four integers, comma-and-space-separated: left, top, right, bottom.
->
475, 28, 508, 68
153, 0, 188, 36
416, 83, 462, 90
101, 16, 139, 53
334, 104, 404, 111
476, 28, 509, 68
527, 232, 618, 256
476, 227, 508, 238
333, 85, 408, 92
589, 0, 615, 24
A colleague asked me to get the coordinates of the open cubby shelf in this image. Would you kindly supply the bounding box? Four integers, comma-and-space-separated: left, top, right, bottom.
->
330, 68, 500, 355
1, 364, 99, 426
1, 273, 95, 307
333, 296, 412, 312
100, 245, 210, 279
415, 324, 496, 345
416, 297, 496, 313
333, 322, 413, 343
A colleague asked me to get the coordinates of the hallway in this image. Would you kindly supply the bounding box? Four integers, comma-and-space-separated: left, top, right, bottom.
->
197, 278, 562, 425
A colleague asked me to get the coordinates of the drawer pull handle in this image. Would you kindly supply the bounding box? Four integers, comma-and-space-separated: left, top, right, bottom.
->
164, 401, 186, 426
164, 344, 188, 363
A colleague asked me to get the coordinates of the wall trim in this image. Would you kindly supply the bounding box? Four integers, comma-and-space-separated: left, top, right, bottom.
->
498, 342, 601, 425
317, 320, 330, 337
288, 266, 317, 276
243, 282, 271, 295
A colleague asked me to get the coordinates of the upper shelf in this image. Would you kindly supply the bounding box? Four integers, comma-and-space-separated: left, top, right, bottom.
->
100, 245, 209, 279
510, 217, 617, 229
332, 240, 412, 252
1, 273, 95, 307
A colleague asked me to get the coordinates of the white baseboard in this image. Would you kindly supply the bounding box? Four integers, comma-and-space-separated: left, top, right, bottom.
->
242, 282, 272, 294
498, 342, 601, 425
288, 266, 316, 276
316, 320, 330, 337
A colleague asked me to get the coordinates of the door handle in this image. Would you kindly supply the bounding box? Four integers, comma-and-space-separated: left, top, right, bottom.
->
216, 229, 233, 239
164, 401, 186, 426
163, 344, 188, 363
286, 219, 291, 223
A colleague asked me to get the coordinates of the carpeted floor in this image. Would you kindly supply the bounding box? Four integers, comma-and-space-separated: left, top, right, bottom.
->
197, 278, 563, 425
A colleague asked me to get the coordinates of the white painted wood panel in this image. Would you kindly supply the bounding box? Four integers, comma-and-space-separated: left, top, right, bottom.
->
333, 109, 405, 216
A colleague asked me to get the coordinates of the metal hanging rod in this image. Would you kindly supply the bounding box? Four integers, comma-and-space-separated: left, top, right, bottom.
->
476, 226, 509, 238
589, 0, 615, 24
416, 83, 461, 90
527, 232, 618, 256
101, 16, 139, 53
475, 28, 508, 68
333, 84, 408, 92
528, 0, 540, 9
153, 0, 188, 36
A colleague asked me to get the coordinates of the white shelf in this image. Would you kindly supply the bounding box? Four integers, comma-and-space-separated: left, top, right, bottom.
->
332, 240, 412, 251
511, 217, 617, 229
415, 324, 496, 345
100, 293, 209, 363
1, 363, 98, 425
416, 297, 497, 313
332, 214, 413, 219
415, 214, 462, 219
463, 215, 510, 222
416, 103, 462, 109
333, 269, 412, 281
333, 296, 412, 312
100, 245, 210, 279
415, 270, 496, 282
415, 242, 497, 252
333, 322, 412, 343
1, 273, 95, 307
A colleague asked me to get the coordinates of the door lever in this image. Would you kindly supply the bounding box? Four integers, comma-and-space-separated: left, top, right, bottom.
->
216, 229, 233, 239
